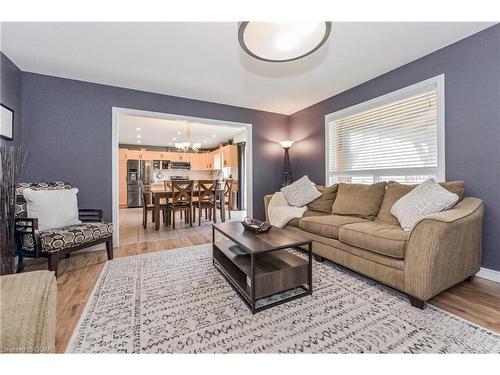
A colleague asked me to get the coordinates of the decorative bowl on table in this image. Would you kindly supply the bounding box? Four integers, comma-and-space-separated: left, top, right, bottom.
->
241, 217, 272, 234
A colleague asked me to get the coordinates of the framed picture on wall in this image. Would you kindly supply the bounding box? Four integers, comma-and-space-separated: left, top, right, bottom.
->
1, 104, 14, 140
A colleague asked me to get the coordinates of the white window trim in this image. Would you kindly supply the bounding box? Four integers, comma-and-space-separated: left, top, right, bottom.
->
324, 74, 445, 184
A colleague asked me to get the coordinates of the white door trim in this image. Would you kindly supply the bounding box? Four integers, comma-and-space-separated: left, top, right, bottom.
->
111, 107, 253, 247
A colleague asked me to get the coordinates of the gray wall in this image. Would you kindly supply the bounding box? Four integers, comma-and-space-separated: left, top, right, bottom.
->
0, 52, 22, 146
21, 73, 288, 221
289, 24, 500, 271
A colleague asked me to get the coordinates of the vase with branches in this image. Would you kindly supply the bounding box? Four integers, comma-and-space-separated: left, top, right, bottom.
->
0, 144, 28, 275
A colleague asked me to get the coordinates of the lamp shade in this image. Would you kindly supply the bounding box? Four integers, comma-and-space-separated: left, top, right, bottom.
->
238, 22, 332, 62
278, 140, 294, 149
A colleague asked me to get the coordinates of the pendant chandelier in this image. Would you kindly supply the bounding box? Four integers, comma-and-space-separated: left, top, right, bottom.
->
175, 125, 201, 152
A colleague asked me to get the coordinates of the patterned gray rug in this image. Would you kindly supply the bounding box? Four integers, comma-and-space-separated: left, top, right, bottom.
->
67, 244, 500, 353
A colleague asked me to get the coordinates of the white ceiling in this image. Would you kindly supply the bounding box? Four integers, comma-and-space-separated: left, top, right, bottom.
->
118, 114, 246, 148
1, 22, 495, 115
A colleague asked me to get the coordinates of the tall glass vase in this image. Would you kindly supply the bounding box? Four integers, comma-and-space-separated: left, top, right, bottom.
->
0, 145, 28, 275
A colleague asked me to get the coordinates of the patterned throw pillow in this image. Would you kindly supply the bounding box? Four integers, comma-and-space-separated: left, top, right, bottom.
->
391, 178, 459, 231
281, 176, 321, 207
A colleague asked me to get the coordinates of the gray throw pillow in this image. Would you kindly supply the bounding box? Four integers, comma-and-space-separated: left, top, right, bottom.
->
281, 176, 321, 207
391, 178, 459, 231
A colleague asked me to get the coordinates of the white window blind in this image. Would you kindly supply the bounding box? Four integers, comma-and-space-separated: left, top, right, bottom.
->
326, 78, 443, 185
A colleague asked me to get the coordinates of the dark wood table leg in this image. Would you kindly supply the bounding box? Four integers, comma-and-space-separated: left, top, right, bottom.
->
154, 195, 160, 231
250, 253, 256, 314
308, 242, 313, 294
219, 190, 226, 223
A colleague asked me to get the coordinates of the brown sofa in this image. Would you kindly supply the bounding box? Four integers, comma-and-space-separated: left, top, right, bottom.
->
0, 270, 56, 353
264, 181, 484, 308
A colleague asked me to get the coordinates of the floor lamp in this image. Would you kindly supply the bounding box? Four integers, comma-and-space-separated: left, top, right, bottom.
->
278, 141, 294, 186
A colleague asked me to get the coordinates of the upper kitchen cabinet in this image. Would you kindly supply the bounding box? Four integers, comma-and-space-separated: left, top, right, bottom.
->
150, 151, 170, 160
222, 145, 238, 168
190, 153, 208, 170
126, 149, 152, 160
212, 149, 222, 170
167, 152, 191, 162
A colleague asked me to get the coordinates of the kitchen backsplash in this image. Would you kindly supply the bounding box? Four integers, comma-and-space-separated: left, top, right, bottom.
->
152, 169, 219, 182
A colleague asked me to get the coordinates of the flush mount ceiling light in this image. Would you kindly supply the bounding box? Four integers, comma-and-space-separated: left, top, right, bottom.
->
238, 22, 332, 62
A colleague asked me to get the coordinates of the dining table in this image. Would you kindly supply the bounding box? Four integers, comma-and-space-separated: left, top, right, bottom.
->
151, 187, 227, 230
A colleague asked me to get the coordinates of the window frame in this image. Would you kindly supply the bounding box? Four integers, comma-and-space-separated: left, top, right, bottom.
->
324, 74, 445, 185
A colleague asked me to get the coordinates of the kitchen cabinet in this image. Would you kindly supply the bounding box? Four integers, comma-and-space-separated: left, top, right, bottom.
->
151, 151, 170, 160
119, 159, 128, 207
166, 152, 190, 162
119, 149, 128, 160
190, 153, 209, 170
222, 145, 238, 168
126, 149, 151, 160
212, 149, 222, 170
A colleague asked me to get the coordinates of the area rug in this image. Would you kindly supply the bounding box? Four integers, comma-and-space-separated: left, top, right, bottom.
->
67, 244, 500, 353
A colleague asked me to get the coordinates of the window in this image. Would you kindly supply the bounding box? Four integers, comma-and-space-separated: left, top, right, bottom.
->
325, 75, 444, 185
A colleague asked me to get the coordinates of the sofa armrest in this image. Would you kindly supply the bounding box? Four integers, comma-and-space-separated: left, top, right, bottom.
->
263, 194, 274, 222
0, 270, 56, 353
404, 197, 484, 301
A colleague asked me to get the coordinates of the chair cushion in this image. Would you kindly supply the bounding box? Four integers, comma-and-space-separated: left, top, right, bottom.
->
287, 210, 327, 228
24, 222, 113, 253
339, 222, 409, 259
332, 182, 387, 220
307, 184, 338, 213
299, 215, 369, 239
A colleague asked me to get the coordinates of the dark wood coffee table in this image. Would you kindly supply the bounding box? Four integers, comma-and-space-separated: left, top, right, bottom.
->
212, 222, 313, 314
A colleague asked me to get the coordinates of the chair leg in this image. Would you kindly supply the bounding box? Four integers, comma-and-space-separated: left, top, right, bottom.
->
172, 210, 176, 229
189, 208, 193, 227
199, 206, 202, 226
16, 254, 24, 273
142, 208, 147, 228
213, 206, 217, 223
228, 204, 231, 219
106, 238, 114, 260
48, 252, 59, 277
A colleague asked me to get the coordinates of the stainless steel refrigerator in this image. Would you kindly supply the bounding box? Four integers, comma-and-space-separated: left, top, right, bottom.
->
127, 160, 152, 208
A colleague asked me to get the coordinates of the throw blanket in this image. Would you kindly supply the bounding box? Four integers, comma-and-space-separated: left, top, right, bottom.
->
268, 192, 307, 228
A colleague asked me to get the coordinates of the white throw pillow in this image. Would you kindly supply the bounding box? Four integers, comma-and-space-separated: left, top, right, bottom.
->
280, 175, 321, 207
391, 178, 459, 231
23, 188, 81, 230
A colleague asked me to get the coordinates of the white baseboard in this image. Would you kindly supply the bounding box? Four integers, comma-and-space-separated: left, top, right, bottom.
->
477, 267, 500, 283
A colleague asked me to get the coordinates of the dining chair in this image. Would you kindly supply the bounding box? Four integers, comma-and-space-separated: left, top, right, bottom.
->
141, 183, 167, 228
168, 180, 194, 229
217, 179, 234, 220
193, 180, 217, 226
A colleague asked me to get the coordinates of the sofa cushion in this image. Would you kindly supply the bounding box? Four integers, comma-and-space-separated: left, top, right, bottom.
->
332, 182, 387, 220
307, 184, 338, 213
287, 209, 327, 228
376, 180, 466, 225
281, 175, 321, 207
339, 221, 409, 259
23, 222, 113, 253
299, 215, 369, 239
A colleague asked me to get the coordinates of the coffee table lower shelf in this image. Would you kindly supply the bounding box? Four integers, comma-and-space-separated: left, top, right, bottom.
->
212, 239, 312, 314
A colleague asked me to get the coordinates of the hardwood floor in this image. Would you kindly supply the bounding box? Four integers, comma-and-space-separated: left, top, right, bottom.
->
24, 208, 500, 353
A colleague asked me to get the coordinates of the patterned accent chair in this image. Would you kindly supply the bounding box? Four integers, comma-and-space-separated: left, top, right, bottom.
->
14, 182, 113, 276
